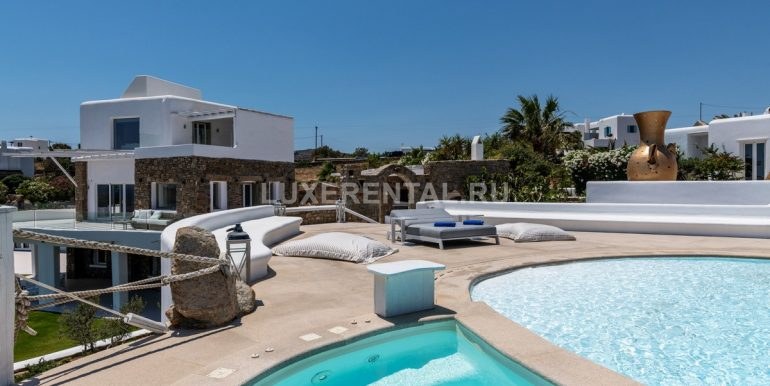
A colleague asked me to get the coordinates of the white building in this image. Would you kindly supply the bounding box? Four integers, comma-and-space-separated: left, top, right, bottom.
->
572, 114, 640, 149
665, 108, 770, 180
0, 138, 48, 177
75, 75, 295, 220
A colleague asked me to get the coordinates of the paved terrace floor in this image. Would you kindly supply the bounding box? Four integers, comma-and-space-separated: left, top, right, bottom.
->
24, 222, 770, 386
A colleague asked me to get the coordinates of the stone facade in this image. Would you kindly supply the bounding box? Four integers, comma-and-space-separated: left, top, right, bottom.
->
423, 160, 511, 197
134, 156, 294, 219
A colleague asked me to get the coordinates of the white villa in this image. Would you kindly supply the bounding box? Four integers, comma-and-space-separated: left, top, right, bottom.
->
75, 75, 295, 220
572, 114, 640, 148
665, 108, 770, 180
0, 137, 49, 178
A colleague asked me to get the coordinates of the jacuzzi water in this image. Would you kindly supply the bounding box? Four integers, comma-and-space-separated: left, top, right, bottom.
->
247, 320, 551, 385
471, 257, 770, 386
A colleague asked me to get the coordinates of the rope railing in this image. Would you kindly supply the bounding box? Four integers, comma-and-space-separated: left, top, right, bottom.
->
12, 228, 232, 337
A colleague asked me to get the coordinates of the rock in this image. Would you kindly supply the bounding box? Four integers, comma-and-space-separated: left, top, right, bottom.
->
165, 226, 238, 328
235, 280, 257, 315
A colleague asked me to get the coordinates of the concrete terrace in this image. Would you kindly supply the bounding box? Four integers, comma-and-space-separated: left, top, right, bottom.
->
24, 222, 770, 386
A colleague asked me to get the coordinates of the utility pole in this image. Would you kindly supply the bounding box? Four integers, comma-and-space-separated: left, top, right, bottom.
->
699, 102, 703, 122
315, 126, 318, 149
320, 135, 323, 147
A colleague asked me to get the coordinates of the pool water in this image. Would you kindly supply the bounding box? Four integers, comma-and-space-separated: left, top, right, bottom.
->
248, 320, 551, 385
472, 257, 770, 385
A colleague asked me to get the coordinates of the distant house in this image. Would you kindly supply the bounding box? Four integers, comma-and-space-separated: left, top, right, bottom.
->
0, 137, 49, 178
74, 75, 295, 220
571, 114, 640, 149
665, 108, 770, 180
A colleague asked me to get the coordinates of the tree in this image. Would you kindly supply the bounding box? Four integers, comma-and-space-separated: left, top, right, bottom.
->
98, 296, 145, 347
317, 161, 336, 181
0, 182, 7, 202
312, 145, 345, 159
60, 300, 100, 352
49, 175, 75, 201
16, 178, 55, 204
500, 94, 581, 160
353, 147, 369, 158
432, 134, 471, 161
397, 146, 430, 166
1, 174, 31, 194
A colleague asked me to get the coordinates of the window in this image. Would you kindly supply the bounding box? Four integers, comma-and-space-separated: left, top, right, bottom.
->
113, 118, 140, 150
242, 182, 258, 207
96, 184, 134, 219
211, 181, 227, 211
627, 125, 637, 133
604, 126, 612, 137
90, 250, 109, 268
744, 142, 766, 180
193, 121, 211, 145
14, 242, 31, 251
154, 183, 177, 210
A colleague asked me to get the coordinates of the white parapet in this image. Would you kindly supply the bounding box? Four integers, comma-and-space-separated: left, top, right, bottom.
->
586, 181, 770, 205
159, 206, 302, 323
1, 206, 17, 386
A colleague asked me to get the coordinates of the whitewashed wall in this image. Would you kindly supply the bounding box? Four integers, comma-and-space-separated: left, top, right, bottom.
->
85, 159, 135, 219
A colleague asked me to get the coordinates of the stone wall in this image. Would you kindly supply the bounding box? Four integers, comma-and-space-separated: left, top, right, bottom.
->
423, 160, 511, 198
135, 157, 295, 218
74, 162, 88, 221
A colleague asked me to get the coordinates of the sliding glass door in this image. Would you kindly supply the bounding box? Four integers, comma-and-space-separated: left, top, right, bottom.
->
96, 184, 135, 219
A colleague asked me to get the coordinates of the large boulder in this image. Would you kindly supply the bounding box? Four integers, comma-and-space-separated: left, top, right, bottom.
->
165, 226, 256, 328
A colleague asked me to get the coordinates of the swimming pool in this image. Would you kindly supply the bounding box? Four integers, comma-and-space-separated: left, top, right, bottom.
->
472, 257, 770, 385
247, 320, 552, 385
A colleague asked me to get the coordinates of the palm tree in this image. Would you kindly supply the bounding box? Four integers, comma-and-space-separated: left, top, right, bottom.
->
500, 94, 580, 158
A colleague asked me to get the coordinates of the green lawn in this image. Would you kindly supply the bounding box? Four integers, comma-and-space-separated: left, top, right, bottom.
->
14, 311, 78, 361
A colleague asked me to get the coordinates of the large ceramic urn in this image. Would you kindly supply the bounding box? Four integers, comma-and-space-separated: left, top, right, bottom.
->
627, 110, 678, 181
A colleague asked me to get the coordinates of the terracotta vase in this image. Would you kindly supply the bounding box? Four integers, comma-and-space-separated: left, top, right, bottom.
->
626, 110, 678, 181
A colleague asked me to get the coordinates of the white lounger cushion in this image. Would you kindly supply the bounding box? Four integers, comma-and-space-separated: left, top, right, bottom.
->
272, 232, 397, 264
496, 223, 576, 243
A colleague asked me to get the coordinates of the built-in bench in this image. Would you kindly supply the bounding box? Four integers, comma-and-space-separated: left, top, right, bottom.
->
417, 200, 770, 238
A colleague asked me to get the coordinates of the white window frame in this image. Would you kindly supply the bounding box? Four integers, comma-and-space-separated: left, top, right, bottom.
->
210, 181, 227, 211
739, 139, 768, 180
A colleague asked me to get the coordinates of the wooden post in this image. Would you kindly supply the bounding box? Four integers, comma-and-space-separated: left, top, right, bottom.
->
1, 205, 17, 386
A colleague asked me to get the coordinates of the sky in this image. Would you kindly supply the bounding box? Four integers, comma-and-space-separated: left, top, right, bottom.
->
1, 0, 769, 152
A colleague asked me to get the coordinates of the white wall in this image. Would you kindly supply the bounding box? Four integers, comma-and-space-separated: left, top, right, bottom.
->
233, 109, 294, 162
709, 115, 770, 177
665, 126, 709, 158
85, 159, 135, 220
80, 97, 292, 162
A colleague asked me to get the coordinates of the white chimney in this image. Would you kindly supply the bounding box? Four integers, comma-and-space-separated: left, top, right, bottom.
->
471, 135, 483, 160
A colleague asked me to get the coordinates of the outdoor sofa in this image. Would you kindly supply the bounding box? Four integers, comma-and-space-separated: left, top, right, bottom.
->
131, 209, 178, 230
387, 208, 499, 249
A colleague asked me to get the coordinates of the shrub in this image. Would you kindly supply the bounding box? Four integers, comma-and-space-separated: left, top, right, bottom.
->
59, 300, 100, 352
677, 144, 743, 180
317, 162, 336, 181
564, 146, 635, 195
0, 182, 7, 202
98, 296, 145, 347
16, 178, 56, 204
49, 175, 75, 201
1, 174, 30, 194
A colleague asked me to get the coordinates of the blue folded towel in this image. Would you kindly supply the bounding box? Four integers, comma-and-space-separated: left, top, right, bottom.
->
433, 221, 456, 227
463, 219, 484, 225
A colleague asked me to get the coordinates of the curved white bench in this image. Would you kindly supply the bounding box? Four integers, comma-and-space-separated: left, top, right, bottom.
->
159, 206, 302, 322
418, 201, 770, 238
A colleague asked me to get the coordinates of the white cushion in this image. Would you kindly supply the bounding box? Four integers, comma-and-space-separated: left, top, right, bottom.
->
150, 211, 163, 220
272, 232, 397, 264
133, 210, 152, 220
496, 223, 576, 243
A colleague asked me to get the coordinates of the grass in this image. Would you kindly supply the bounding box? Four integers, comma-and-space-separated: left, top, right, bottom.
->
14, 311, 78, 361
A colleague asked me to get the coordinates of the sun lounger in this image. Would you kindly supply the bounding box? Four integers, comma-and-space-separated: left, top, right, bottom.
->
388, 208, 499, 249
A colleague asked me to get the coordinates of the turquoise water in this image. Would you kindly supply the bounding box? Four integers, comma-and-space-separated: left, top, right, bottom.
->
472, 257, 770, 385
248, 320, 552, 385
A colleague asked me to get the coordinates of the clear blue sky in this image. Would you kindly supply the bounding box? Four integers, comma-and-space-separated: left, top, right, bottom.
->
1, 0, 769, 152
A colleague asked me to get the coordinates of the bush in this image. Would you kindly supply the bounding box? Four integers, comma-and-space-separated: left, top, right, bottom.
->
564, 146, 636, 195
0, 182, 7, 202
397, 146, 431, 166
17, 178, 56, 204
1, 174, 30, 194
677, 145, 743, 180
98, 296, 145, 347
317, 162, 336, 181
464, 143, 571, 202
49, 175, 75, 201
59, 300, 100, 352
